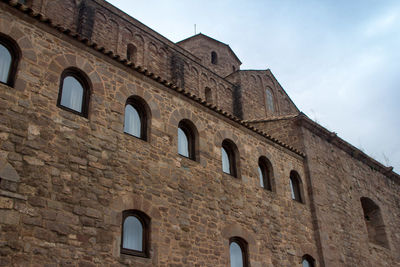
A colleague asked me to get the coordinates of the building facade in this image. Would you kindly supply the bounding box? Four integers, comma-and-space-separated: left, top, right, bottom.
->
0, 0, 399, 266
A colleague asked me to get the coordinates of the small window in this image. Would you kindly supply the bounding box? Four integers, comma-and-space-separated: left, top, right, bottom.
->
121, 210, 150, 257
266, 87, 274, 112
127, 43, 137, 62
289, 171, 303, 203
221, 139, 239, 177
258, 156, 273, 191
205, 87, 212, 103
232, 65, 236, 72
124, 96, 149, 140
211, 51, 218, 64
302, 255, 315, 267
0, 33, 20, 87
177, 119, 197, 160
229, 237, 249, 267
360, 197, 389, 248
57, 68, 90, 117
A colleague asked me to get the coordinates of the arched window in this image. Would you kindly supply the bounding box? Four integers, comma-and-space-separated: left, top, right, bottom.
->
211, 51, 218, 64
221, 139, 239, 177
124, 96, 149, 140
229, 237, 249, 267
266, 87, 274, 112
0, 33, 20, 87
57, 68, 90, 117
258, 156, 273, 191
121, 210, 150, 257
360, 197, 389, 248
127, 43, 137, 62
205, 87, 212, 103
177, 119, 197, 160
302, 255, 315, 267
289, 171, 303, 203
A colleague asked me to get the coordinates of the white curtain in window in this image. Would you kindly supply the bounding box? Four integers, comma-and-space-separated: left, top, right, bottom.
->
124, 104, 141, 137
0, 44, 11, 83
289, 178, 295, 200
258, 166, 264, 188
61, 76, 83, 112
123, 216, 143, 251
302, 259, 311, 267
230, 242, 243, 267
178, 127, 189, 157
222, 147, 230, 174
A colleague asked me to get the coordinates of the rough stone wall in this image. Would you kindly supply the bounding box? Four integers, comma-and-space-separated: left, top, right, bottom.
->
0, 6, 319, 266
301, 127, 400, 267
25, 0, 236, 116
177, 34, 241, 78
248, 117, 304, 154
226, 70, 299, 121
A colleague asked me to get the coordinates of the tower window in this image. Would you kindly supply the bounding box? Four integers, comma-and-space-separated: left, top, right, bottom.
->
229, 237, 249, 267
266, 87, 274, 112
289, 171, 303, 203
121, 210, 150, 257
221, 139, 239, 177
360, 197, 389, 248
57, 68, 91, 117
211, 51, 218, 64
177, 119, 197, 160
0, 33, 20, 87
124, 96, 149, 141
258, 156, 273, 191
302, 255, 315, 267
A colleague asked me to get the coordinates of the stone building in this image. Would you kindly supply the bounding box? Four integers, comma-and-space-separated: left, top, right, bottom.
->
0, 0, 399, 266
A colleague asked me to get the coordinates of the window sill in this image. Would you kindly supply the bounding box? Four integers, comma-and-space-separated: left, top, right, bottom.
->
57, 104, 88, 118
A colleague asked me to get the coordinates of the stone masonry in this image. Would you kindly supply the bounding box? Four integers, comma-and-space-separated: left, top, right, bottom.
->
0, 0, 399, 266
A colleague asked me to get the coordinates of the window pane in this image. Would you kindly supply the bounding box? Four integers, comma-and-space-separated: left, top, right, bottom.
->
178, 127, 189, 157
222, 147, 230, 174
0, 44, 12, 83
124, 104, 141, 138
123, 216, 143, 251
258, 166, 264, 188
60, 76, 83, 112
302, 259, 311, 267
266, 89, 274, 112
289, 178, 296, 200
230, 241, 243, 267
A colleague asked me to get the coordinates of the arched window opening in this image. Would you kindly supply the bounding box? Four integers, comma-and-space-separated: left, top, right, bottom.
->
57, 68, 90, 117
211, 51, 218, 64
221, 139, 239, 177
127, 43, 137, 62
302, 255, 315, 267
121, 210, 150, 257
266, 87, 274, 112
0, 33, 20, 87
258, 156, 273, 191
124, 96, 149, 141
205, 87, 212, 103
229, 237, 249, 267
232, 65, 236, 72
177, 119, 197, 160
360, 197, 389, 248
290, 171, 303, 203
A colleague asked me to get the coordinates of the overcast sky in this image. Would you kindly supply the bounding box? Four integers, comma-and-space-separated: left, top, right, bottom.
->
107, 0, 400, 172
